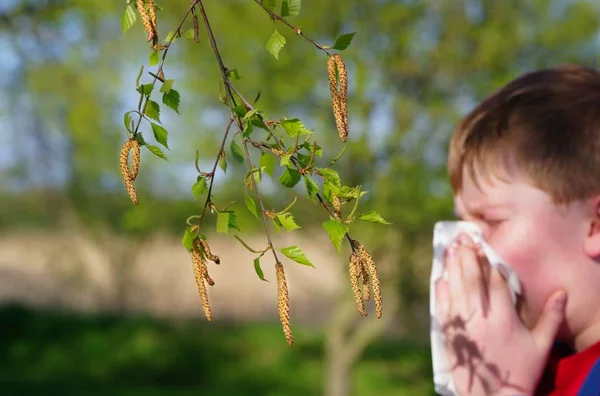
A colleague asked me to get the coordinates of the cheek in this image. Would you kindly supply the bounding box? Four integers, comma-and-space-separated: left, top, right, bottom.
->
488, 222, 562, 313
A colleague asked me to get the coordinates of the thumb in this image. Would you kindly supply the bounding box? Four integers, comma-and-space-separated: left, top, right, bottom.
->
532, 290, 568, 351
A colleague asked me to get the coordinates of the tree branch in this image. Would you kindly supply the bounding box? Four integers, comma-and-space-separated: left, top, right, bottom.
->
252, 0, 332, 56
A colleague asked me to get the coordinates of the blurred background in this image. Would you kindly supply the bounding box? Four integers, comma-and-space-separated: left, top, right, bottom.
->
1, 0, 599, 395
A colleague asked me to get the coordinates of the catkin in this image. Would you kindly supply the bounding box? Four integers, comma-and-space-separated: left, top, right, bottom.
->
119, 140, 138, 205
352, 240, 383, 318
361, 264, 371, 302
276, 262, 293, 346
191, 246, 212, 321
332, 194, 342, 219
198, 238, 220, 264
136, 0, 154, 43
129, 139, 140, 180
349, 253, 367, 316
327, 54, 349, 142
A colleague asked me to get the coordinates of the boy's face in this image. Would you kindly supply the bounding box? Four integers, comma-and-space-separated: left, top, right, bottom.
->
454, 165, 592, 333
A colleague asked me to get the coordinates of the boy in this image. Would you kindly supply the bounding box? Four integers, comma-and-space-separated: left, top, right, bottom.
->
435, 65, 600, 395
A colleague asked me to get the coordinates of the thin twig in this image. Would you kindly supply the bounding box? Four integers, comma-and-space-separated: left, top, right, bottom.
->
252, 0, 332, 56
133, 1, 199, 138
196, 118, 235, 231
197, 0, 282, 264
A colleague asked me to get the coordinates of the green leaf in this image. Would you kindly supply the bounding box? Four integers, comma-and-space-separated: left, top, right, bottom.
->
160, 79, 175, 93
303, 176, 319, 202
192, 177, 207, 200
254, 256, 267, 281
184, 28, 195, 39
137, 84, 154, 95
281, 0, 301, 17
245, 192, 259, 219
318, 168, 341, 187
150, 123, 169, 149
280, 245, 314, 267
219, 152, 228, 173
322, 219, 348, 253
149, 51, 159, 66
280, 153, 292, 167
135, 133, 147, 145
146, 144, 168, 161
230, 138, 245, 163
217, 212, 230, 234
277, 213, 300, 231
233, 105, 247, 118
164, 30, 179, 43
162, 89, 180, 114
227, 68, 241, 80
144, 100, 161, 122
278, 167, 301, 188
280, 118, 311, 137
332, 32, 357, 51
182, 228, 196, 252
122, 5, 137, 35
266, 28, 286, 60
243, 122, 254, 138
124, 112, 132, 131
302, 141, 323, 157
263, 0, 278, 11
260, 152, 276, 177
358, 211, 392, 225
243, 109, 259, 121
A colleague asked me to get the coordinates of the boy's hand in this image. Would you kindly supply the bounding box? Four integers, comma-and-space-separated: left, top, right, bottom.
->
435, 233, 568, 396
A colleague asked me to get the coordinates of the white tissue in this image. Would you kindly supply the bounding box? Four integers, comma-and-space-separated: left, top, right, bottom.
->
430, 221, 522, 396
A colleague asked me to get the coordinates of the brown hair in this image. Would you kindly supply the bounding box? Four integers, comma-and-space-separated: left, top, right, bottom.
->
448, 65, 600, 203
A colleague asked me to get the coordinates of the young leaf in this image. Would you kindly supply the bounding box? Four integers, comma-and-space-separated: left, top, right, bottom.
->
146, 144, 168, 161
272, 216, 281, 233
245, 192, 259, 219
303, 176, 319, 202
230, 138, 245, 163
266, 28, 286, 60
322, 219, 348, 253
151, 123, 169, 149
263, 0, 278, 11
149, 51, 159, 66
181, 228, 196, 252
277, 213, 301, 231
144, 100, 161, 122
184, 28, 195, 39
302, 141, 323, 157
233, 105, 247, 118
279, 167, 301, 188
162, 89, 180, 114
280, 246, 314, 267
281, 0, 301, 17
280, 153, 292, 167
135, 133, 147, 145
227, 68, 241, 80
332, 32, 357, 51
243, 122, 253, 138
217, 212, 230, 234
124, 112, 132, 132
242, 109, 259, 121
160, 79, 175, 93
318, 168, 341, 187
358, 211, 392, 225
192, 177, 207, 200
122, 4, 137, 35
219, 152, 228, 173
260, 152, 276, 178
137, 84, 154, 95
224, 210, 240, 231
280, 118, 311, 137
254, 256, 267, 281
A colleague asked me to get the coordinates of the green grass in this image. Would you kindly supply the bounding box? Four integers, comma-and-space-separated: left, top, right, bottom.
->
0, 305, 435, 395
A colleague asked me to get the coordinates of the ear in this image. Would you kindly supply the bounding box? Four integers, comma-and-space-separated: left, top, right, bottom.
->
584, 196, 600, 258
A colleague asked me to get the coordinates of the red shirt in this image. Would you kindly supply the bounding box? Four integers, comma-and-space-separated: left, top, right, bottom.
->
536, 340, 600, 395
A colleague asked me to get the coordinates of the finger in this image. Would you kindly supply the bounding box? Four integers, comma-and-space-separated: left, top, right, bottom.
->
446, 243, 468, 312
489, 264, 515, 308
435, 278, 450, 319
532, 290, 568, 352
457, 241, 490, 316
